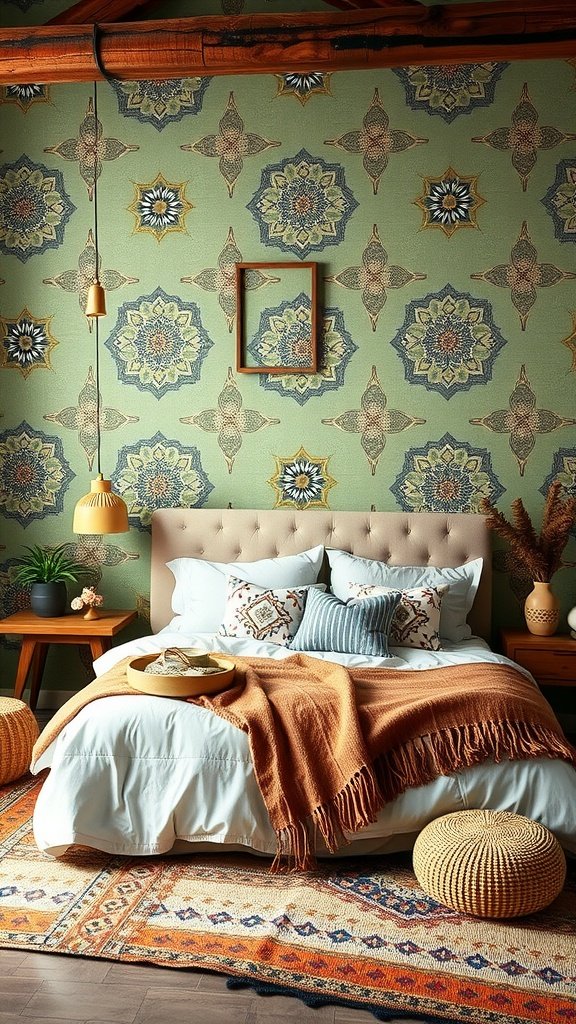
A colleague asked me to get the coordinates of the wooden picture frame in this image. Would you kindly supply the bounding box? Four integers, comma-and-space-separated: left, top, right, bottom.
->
236, 262, 317, 374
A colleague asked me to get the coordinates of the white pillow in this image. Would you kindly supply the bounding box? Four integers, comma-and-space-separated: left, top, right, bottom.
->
327, 550, 483, 642
217, 576, 325, 645
167, 545, 324, 633
346, 582, 447, 651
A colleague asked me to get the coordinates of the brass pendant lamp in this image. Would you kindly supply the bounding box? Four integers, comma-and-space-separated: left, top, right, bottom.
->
73, 79, 129, 535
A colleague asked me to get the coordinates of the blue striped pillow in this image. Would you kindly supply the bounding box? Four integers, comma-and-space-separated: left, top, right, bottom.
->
289, 587, 402, 657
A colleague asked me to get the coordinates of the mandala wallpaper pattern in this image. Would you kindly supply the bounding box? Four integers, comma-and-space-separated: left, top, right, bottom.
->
1, 4, 576, 690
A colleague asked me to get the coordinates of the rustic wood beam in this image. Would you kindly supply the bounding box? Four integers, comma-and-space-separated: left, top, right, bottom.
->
1, 2, 576, 85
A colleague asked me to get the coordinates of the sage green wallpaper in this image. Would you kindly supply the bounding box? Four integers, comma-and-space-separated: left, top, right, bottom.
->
1, 45, 576, 689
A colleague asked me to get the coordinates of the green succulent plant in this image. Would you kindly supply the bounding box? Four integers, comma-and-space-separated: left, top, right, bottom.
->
13, 544, 91, 586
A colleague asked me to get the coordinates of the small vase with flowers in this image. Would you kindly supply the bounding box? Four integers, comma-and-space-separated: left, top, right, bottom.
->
71, 586, 104, 620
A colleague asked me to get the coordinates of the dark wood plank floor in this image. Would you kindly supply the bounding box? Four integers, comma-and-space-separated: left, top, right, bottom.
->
0, 949, 422, 1023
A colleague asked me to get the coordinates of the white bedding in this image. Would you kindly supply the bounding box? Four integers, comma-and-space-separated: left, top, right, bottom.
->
31, 625, 576, 858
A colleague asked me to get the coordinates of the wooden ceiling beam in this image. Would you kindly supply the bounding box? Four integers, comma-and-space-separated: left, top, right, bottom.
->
1, 2, 576, 85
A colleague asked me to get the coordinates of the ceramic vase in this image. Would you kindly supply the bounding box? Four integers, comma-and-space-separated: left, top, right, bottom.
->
83, 606, 100, 620
524, 581, 560, 636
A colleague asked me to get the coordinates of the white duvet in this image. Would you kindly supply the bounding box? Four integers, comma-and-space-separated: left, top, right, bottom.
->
31, 624, 576, 858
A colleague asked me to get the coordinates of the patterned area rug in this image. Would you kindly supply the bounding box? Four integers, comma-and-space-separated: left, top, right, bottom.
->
1, 776, 575, 1024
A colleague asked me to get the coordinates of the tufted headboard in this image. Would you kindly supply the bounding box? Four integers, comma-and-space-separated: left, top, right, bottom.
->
150, 508, 492, 641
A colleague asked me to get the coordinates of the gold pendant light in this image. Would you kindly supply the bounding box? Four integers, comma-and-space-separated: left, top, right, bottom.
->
73, 79, 129, 535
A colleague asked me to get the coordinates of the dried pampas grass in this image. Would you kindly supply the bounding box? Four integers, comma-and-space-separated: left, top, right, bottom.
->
480, 481, 576, 582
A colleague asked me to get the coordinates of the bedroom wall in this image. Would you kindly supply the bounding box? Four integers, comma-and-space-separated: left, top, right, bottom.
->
1, 8, 575, 691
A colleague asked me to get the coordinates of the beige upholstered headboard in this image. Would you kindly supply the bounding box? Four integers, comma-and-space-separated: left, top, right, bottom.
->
151, 508, 492, 641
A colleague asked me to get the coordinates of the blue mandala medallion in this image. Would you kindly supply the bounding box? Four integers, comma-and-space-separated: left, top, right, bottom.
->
105, 287, 213, 398
0, 156, 76, 263
258, 306, 357, 405
393, 63, 508, 123
390, 433, 504, 513
247, 292, 313, 370
247, 149, 358, 258
112, 78, 211, 130
0, 421, 75, 525
542, 160, 576, 242
111, 432, 214, 531
391, 284, 506, 398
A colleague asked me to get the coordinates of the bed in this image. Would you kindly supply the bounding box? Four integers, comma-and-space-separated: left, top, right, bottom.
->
31, 508, 576, 859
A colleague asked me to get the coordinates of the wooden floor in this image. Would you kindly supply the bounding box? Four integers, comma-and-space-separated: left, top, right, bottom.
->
0, 948, 422, 1023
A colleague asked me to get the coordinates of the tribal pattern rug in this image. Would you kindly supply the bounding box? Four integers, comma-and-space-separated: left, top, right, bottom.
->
1, 775, 575, 1024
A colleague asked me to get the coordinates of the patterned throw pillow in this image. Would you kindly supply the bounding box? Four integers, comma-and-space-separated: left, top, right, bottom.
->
346, 583, 448, 651
289, 587, 401, 657
217, 576, 324, 645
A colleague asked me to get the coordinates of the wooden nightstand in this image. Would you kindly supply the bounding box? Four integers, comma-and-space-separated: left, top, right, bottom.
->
0, 609, 137, 711
501, 629, 576, 688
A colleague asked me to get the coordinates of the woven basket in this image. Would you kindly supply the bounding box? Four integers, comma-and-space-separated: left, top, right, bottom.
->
413, 809, 566, 918
0, 697, 39, 785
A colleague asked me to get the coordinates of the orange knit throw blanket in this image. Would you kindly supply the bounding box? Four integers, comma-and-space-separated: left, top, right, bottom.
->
32, 653, 576, 871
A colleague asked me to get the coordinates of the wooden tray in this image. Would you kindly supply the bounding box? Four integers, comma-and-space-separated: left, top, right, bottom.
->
127, 650, 235, 698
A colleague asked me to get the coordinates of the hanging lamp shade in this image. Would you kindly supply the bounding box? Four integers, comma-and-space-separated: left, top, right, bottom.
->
73, 474, 129, 534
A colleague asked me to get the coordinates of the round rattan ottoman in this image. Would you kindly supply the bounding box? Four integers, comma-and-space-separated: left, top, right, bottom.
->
413, 809, 566, 918
0, 697, 39, 785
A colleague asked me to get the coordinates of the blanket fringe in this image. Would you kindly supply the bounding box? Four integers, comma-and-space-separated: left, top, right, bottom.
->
375, 719, 576, 803
272, 720, 575, 872
272, 764, 383, 873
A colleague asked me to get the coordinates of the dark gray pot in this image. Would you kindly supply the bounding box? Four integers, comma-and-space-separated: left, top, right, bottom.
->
30, 581, 68, 617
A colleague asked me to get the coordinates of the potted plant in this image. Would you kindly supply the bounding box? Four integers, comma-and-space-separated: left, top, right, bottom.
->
480, 481, 576, 636
13, 544, 91, 618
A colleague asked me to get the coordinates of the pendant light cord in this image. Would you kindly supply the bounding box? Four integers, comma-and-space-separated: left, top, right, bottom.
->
92, 79, 100, 287
92, 76, 102, 477
95, 317, 101, 476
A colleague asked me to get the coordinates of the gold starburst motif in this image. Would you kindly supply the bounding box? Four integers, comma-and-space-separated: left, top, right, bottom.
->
274, 73, 332, 106
0, 308, 58, 378
415, 166, 485, 237
269, 446, 336, 509
128, 172, 193, 242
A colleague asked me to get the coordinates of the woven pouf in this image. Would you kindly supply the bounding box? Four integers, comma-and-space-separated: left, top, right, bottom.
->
0, 697, 39, 785
413, 809, 566, 918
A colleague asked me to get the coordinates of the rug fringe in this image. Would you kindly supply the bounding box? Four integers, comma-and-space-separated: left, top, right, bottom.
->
226, 975, 472, 1023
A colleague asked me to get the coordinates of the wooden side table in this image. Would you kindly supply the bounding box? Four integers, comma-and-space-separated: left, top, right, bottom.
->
501, 629, 576, 688
0, 609, 137, 711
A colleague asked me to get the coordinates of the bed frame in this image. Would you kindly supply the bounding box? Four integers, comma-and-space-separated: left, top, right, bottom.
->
151, 509, 492, 641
